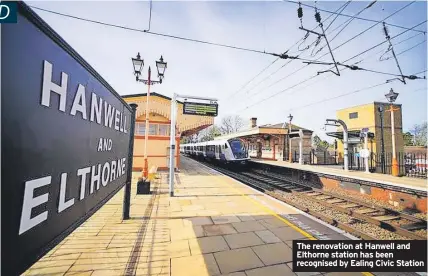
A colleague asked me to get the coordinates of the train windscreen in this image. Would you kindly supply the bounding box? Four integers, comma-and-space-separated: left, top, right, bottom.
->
228, 139, 248, 159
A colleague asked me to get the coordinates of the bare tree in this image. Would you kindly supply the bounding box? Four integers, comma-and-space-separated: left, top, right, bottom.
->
197, 125, 221, 142
409, 122, 427, 146
219, 115, 245, 135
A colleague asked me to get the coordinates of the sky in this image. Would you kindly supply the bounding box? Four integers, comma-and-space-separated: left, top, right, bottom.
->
28, 0, 427, 141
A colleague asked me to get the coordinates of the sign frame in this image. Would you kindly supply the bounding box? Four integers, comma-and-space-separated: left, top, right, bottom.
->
2, 3, 136, 275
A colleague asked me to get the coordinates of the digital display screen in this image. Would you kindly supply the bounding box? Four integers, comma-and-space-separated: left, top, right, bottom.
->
183, 102, 218, 117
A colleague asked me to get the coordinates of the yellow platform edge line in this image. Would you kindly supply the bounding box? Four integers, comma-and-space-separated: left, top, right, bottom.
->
201, 161, 374, 276
214, 175, 316, 239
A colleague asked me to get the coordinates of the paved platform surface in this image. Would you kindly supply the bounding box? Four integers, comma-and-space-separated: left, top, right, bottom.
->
252, 160, 427, 192
24, 157, 366, 276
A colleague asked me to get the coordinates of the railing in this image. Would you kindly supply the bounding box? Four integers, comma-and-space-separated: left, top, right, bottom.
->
373, 152, 427, 179
297, 149, 427, 179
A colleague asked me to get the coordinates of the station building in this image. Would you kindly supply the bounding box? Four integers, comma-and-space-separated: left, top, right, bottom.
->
215, 117, 313, 162
327, 101, 404, 161
122, 92, 214, 172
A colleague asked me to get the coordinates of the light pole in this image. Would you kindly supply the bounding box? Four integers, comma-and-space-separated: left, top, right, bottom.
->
326, 119, 349, 171
385, 88, 400, 177
378, 106, 386, 174
288, 114, 293, 162
132, 53, 167, 179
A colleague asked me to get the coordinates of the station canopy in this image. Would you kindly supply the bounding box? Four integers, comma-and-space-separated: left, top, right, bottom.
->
326, 130, 374, 140
214, 122, 312, 142
122, 92, 214, 137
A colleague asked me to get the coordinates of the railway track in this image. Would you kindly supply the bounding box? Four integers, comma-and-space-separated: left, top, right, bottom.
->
196, 158, 427, 240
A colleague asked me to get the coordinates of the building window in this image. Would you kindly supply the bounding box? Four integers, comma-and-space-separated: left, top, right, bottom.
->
159, 124, 170, 136
349, 112, 358, 119
149, 124, 158, 135
135, 122, 145, 135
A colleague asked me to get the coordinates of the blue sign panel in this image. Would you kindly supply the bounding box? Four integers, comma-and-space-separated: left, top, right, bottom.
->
2, 3, 132, 275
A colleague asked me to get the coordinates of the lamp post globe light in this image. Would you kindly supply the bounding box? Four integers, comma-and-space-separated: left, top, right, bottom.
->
385, 88, 399, 177
131, 53, 167, 179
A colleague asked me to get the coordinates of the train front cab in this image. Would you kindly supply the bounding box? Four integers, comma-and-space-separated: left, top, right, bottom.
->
227, 138, 249, 165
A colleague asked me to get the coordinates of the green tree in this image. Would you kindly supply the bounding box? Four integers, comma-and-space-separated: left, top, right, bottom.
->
312, 134, 330, 150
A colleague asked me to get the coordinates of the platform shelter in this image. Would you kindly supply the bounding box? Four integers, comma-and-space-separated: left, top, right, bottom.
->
123, 92, 214, 171
215, 118, 313, 162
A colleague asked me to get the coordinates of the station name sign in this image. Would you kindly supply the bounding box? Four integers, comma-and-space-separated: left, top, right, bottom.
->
183, 101, 218, 117
2, 3, 133, 275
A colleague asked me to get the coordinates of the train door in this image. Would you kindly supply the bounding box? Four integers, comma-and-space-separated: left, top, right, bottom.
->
219, 144, 226, 161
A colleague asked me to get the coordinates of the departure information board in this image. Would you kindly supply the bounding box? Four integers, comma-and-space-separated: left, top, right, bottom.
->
183, 101, 218, 117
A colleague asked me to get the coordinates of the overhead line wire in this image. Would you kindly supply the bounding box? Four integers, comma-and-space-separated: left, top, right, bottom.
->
356, 32, 424, 64
324, 1, 352, 31
287, 78, 427, 114
288, 82, 388, 113
285, 0, 426, 34
29, 5, 294, 58
312, 0, 378, 57
226, 1, 351, 100
240, 19, 426, 112
342, 20, 426, 64
249, 0, 407, 96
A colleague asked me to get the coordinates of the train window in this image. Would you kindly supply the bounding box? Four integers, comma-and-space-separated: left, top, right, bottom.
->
225, 143, 228, 149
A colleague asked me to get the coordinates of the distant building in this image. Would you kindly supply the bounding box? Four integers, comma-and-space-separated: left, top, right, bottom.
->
122, 92, 214, 172
327, 101, 404, 162
215, 118, 313, 162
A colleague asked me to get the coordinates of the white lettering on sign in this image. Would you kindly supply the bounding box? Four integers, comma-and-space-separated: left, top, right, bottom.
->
114, 109, 120, 131
90, 93, 103, 124
70, 84, 88, 119
41, 61, 67, 112
19, 176, 51, 235
77, 167, 91, 200
18, 158, 127, 235
90, 164, 101, 194
101, 162, 110, 187
58, 173, 75, 213
97, 138, 112, 152
40, 60, 129, 133
104, 102, 115, 128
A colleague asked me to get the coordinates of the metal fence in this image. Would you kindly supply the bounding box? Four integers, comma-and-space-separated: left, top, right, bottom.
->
294, 150, 427, 179
373, 152, 427, 178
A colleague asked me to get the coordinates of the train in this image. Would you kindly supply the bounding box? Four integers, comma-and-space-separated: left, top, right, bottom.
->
180, 138, 250, 164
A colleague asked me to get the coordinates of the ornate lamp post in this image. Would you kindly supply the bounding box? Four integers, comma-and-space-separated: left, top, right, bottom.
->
385, 88, 399, 177
288, 114, 293, 162
132, 53, 167, 179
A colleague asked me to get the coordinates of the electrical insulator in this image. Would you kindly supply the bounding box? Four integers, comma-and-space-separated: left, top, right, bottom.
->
297, 4, 303, 18
407, 75, 417, 80
315, 11, 321, 23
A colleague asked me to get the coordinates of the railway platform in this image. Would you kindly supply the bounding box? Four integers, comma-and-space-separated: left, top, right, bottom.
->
251, 160, 427, 192
23, 157, 398, 276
